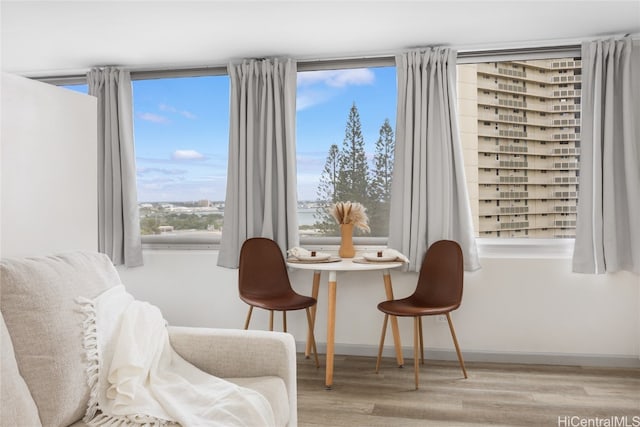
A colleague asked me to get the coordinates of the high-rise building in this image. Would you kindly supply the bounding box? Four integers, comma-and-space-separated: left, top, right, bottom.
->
458, 58, 581, 238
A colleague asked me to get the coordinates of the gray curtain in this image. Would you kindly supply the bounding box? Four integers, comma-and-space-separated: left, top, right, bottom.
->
88, 68, 143, 267
388, 48, 480, 272
573, 38, 640, 274
217, 58, 299, 268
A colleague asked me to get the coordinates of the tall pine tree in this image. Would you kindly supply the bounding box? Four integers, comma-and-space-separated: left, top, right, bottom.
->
336, 103, 369, 217
368, 119, 395, 236
313, 104, 393, 237
314, 144, 341, 235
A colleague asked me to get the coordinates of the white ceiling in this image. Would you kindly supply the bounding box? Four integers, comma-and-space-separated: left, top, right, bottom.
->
2, 0, 639, 77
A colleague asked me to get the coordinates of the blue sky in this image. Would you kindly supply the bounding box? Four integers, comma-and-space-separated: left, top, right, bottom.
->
296, 66, 396, 201
132, 76, 230, 203
66, 66, 396, 202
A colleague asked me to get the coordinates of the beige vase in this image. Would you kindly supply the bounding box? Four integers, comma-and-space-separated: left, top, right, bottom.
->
338, 223, 356, 258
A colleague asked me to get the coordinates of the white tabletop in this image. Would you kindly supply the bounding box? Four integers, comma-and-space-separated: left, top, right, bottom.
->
287, 257, 403, 272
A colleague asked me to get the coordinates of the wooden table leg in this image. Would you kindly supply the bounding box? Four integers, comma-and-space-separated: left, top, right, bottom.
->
325, 271, 337, 389
305, 271, 321, 358
383, 271, 404, 367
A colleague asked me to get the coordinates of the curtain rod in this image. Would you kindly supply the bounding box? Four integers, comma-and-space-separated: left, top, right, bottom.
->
30, 31, 640, 84
458, 44, 580, 58
36, 42, 588, 85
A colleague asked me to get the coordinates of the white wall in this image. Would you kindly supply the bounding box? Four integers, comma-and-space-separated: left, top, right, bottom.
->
1, 74, 635, 367
0, 73, 97, 257
118, 249, 639, 367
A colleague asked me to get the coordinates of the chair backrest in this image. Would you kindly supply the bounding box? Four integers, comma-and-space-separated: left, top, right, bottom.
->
238, 237, 292, 299
412, 240, 464, 309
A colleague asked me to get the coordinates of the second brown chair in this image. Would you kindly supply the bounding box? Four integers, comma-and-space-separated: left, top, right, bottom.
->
238, 237, 319, 367
376, 239, 468, 389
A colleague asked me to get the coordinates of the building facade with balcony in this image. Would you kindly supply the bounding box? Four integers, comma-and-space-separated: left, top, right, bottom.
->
458, 58, 581, 238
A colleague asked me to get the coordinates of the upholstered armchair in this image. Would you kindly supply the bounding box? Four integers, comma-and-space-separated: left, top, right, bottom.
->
1, 251, 297, 427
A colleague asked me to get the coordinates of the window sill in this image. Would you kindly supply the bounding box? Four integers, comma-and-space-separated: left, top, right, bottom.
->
476, 238, 575, 259
141, 234, 576, 260
301, 237, 575, 259
142, 233, 220, 250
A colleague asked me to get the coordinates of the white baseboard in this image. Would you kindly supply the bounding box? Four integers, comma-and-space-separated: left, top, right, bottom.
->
296, 341, 640, 368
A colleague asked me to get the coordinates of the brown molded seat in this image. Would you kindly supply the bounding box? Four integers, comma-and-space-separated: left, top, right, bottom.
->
239, 237, 319, 367
376, 240, 468, 389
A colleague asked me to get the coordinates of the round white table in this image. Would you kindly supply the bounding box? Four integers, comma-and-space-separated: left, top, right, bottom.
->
287, 257, 405, 388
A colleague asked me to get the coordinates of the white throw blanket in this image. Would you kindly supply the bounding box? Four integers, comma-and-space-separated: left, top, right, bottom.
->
77, 285, 275, 426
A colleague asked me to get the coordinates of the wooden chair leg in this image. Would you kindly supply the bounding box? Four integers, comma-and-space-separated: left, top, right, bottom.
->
244, 306, 253, 330
283, 311, 287, 333
413, 316, 420, 389
446, 313, 468, 379
305, 308, 320, 368
269, 310, 274, 332
376, 314, 389, 373
419, 316, 424, 365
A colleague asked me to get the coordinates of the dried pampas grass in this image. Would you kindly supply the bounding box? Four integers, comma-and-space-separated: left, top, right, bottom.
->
330, 201, 370, 233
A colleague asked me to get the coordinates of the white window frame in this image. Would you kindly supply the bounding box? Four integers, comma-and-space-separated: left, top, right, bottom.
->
458, 44, 581, 258
44, 44, 582, 256
130, 68, 229, 249
297, 57, 396, 248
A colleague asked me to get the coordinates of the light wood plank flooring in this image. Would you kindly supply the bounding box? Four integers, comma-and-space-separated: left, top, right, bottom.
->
296, 354, 640, 426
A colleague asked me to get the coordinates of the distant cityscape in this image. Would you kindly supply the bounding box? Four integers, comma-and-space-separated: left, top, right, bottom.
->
139, 200, 323, 236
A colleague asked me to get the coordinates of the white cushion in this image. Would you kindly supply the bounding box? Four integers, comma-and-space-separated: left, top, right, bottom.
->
0, 313, 42, 427
0, 252, 121, 427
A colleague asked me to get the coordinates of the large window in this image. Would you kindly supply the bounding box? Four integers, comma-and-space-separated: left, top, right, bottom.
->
457, 57, 581, 239
62, 51, 582, 247
296, 64, 397, 241
132, 75, 229, 243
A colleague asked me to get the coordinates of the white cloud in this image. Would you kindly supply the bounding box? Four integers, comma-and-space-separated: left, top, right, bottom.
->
171, 150, 206, 160
296, 69, 375, 110
180, 111, 197, 120
159, 103, 197, 120
138, 112, 169, 124
137, 167, 186, 176
137, 177, 227, 203
297, 69, 375, 88
297, 89, 332, 111
158, 103, 177, 113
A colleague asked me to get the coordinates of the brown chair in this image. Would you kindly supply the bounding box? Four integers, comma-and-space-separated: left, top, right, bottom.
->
238, 237, 319, 367
376, 240, 467, 389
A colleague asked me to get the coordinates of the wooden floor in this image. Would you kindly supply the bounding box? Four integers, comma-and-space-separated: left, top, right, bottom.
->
296, 353, 640, 426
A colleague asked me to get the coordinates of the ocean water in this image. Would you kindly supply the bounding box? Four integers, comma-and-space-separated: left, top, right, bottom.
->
297, 208, 318, 226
